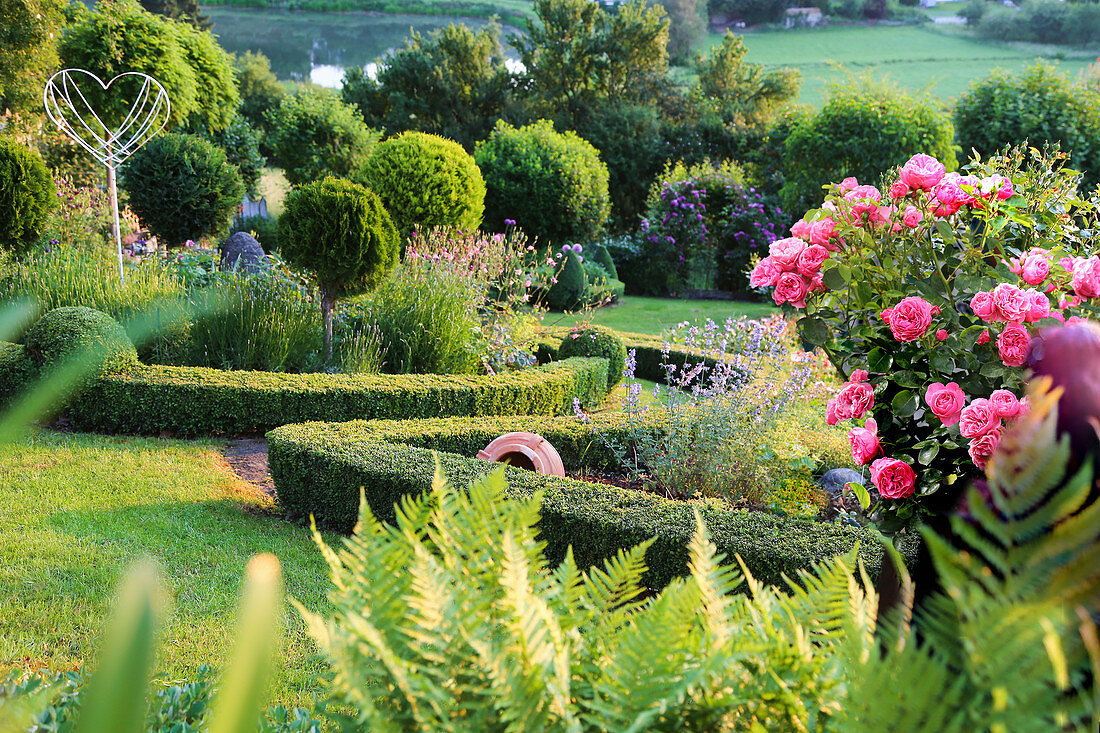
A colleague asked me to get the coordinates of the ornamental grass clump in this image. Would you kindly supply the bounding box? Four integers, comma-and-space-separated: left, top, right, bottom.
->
578, 314, 824, 503
754, 145, 1100, 530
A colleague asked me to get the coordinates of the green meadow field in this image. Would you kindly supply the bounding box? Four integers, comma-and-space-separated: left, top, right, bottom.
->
707, 24, 1100, 106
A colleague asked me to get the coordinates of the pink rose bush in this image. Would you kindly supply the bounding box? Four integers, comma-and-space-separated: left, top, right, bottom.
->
758, 147, 1100, 529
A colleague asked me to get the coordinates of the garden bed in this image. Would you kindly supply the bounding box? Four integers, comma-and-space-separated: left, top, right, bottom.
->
267, 413, 902, 589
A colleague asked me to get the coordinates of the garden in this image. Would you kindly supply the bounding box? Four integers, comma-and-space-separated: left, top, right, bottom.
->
2, 0, 1100, 729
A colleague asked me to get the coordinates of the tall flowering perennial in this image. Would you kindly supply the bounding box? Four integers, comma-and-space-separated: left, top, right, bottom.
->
753, 147, 1100, 530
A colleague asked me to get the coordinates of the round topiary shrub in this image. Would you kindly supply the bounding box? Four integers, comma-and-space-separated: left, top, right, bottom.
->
23, 306, 138, 374
356, 132, 486, 237
278, 177, 400, 360
557, 325, 626, 393
123, 133, 244, 248
475, 120, 610, 246
0, 137, 58, 254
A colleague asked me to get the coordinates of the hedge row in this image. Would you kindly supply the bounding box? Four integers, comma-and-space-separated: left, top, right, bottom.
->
0, 341, 608, 435
537, 330, 722, 384
0, 342, 31, 409
267, 414, 894, 590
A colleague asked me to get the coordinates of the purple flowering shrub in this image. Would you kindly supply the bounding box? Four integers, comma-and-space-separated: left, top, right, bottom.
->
635, 178, 706, 295
714, 185, 783, 297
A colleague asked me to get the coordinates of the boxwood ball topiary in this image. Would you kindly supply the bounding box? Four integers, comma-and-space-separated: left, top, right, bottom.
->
357, 131, 486, 237
278, 177, 400, 359
122, 133, 244, 248
475, 120, 610, 246
23, 306, 138, 374
0, 138, 58, 254
557, 325, 626, 393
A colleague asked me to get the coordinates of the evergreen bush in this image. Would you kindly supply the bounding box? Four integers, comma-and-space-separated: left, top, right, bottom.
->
356, 131, 486, 237
546, 247, 587, 311
475, 120, 610, 246
23, 306, 138, 374
556, 325, 626, 392
266, 88, 379, 186
122, 133, 244, 248
0, 137, 57, 254
278, 177, 399, 360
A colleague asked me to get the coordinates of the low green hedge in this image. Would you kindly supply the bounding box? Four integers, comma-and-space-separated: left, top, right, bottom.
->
0, 341, 31, 409
268, 414, 895, 590
65, 357, 607, 436
538, 330, 723, 384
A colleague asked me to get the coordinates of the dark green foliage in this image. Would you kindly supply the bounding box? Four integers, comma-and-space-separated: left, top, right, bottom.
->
0, 137, 57, 254
139, 0, 210, 29
0, 341, 32, 409
955, 63, 1100, 188
707, 0, 797, 25
572, 102, 664, 229
556, 325, 626, 392
972, 0, 1100, 45
58, 0, 238, 132
475, 120, 611, 245
232, 215, 279, 252
65, 357, 607, 436
0, 0, 65, 116
692, 32, 801, 128
265, 88, 379, 186
662, 0, 706, 65
23, 306, 138, 374
187, 115, 266, 198
266, 413, 892, 590
122, 133, 245, 248
233, 51, 285, 141
342, 23, 513, 151
591, 241, 618, 279
279, 177, 399, 360
546, 248, 587, 311
715, 184, 784, 296
356, 132, 486, 237
779, 82, 956, 213
538, 329, 724, 386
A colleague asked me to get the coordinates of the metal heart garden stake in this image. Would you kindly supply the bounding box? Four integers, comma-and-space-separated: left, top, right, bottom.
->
43, 70, 171, 285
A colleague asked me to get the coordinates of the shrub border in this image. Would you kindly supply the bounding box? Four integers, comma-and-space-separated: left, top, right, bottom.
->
537, 329, 722, 384
267, 414, 898, 589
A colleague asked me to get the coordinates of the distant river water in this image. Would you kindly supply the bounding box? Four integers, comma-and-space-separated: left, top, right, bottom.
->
203, 7, 523, 87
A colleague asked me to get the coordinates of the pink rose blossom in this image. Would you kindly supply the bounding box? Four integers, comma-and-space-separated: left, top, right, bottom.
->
749, 257, 782, 288
790, 219, 812, 238
1023, 290, 1050, 323
925, 382, 966, 427
844, 184, 881, 202
996, 178, 1013, 200
835, 381, 875, 421
988, 389, 1021, 420
991, 283, 1028, 322
1019, 253, 1050, 286
997, 322, 1031, 367
890, 181, 911, 199
796, 244, 830, 277
825, 398, 839, 426
968, 428, 1004, 470
849, 369, 869, 383
977, 330, 991, 345
807, 217, 839, 249
888, 296, 935, 341
772, 272, 810, 308
870, 457, 917, 499
880, 307, 894, 324
837, 177, 859, 193
848, 418, 881, 466
936, 329, 948, 341
970, 291, 996, 321
769, 237, 807, 271
900, 154, 946, 191
960, 398, 1000, 438
1071, 256, 1100, 299
902, 205, 923, 228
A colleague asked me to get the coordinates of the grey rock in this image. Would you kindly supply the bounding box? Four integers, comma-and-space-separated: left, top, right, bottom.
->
220, 231, 268, 274
821, 467, 866, 496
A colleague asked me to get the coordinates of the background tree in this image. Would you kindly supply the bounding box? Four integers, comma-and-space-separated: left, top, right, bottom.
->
233, 51, 286, 143
0, 137, 58, 254
0, 0, 65, 116
266, 87, 379, 186
691, 32, 801, 127
342, 23, 513, 150
58, 0, 238, 132
138, 0, 210, 30
661, 0, 707, 65
955, 62, 1100, 188
278, 177, 399, 361
122, 133, 244, 248
186, 115, 265, 198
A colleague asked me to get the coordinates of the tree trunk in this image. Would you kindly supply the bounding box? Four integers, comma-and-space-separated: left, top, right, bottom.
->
321, 287, 335, 365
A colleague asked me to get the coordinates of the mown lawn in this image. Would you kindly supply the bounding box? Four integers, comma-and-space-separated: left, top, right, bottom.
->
0, 431, 330, 709
702, 24, 1098, 106
553, 296, 775, 337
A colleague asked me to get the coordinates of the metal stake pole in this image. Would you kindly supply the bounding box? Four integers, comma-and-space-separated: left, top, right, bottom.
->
107, 163, 124, 286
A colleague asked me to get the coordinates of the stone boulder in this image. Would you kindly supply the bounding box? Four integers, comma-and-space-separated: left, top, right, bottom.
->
220, 231, 269, 274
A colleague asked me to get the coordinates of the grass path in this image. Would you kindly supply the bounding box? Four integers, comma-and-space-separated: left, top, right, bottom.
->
0, 431, 330, 708
552, 296, 774, 337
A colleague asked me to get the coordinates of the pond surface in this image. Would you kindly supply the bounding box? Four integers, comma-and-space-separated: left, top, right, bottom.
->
204, 7, 521, 87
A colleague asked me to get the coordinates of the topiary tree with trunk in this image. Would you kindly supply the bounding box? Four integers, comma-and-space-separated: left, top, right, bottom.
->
278, 177, 399, 361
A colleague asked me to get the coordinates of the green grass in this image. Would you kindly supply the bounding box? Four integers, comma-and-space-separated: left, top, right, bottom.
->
701, 24, 1099, 106
0, 431, 329, 709
551, 296, 775, 337
259, 167, 290, 218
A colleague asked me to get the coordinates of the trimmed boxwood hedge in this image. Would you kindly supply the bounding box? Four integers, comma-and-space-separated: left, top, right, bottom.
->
0, 341, 31, 409
537, 330, 722, 384
63, 357, 607, 436
268, 414, 896, 590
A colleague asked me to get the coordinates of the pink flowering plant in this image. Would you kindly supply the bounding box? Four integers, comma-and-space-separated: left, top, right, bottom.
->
750, 147, 1100, 530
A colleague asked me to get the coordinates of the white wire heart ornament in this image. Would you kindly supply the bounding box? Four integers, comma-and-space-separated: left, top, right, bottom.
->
43, 69, 171, 169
